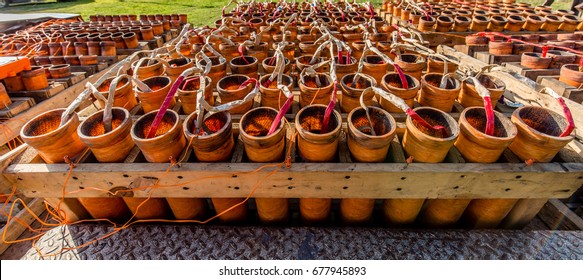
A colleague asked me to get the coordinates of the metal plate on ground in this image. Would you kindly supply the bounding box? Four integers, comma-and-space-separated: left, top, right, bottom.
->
17, 224, 583, 260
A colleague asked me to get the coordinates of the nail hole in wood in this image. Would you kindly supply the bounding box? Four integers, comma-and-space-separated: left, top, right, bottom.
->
177, 176, 183, 179
234, 186, 240, 190
343, 186, 348, 189
123, 174, 129, 178
17, 177, 22, 181
232, 175, 238, 178
182, 187, 189, 190
396, 188, 402, 191
460, 175, 466, 178
345, 176, 350, 179
453, 186, 459, 189
288, 186, 294, 190
288, 177, 293, 180
515, 175, 522, 179
72, 176, 78, 180
505, 188, 511, 192
79, 186, 84, 189
401, 177, 406, 180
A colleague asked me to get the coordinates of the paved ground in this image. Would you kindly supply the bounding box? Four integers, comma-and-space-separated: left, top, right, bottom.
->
2, 216, 582, 260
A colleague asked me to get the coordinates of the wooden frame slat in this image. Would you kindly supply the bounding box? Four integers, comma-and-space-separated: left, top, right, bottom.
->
3, 159, 582, 199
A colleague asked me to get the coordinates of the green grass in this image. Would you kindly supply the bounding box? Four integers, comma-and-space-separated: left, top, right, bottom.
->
0, 0, 577, 27
0, 0, 381, 27
0, 0, 223, 26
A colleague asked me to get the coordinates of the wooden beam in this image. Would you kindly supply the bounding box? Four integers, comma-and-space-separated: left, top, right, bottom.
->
0, 145, 27, 194
500, 198, 549, 229
537, 75, 583, 103
538, 199, 583, 230
3, 161, 582, 199
0, 198, 44, 255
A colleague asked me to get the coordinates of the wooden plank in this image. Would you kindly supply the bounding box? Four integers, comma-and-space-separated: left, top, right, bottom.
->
0, 62, 120, 147
504, 62, 561, 82
143, 36, 164, 49
537, 75, 572, 97
0, 202, 22, 223
387, 137, 406, 163
565, 140, 583, 159
537, 75, 583, 103
444, 146, 465, 164
48, 72, 86, 87
10, 145, 43, 165
77, 101, 101, 118
92, 62, 108, 72
0, 144, 28, 194
286, 125, 297, 164
76, 149, 95, 164
129, 103, 143, 116
171, 101, 182, 112
0, 145, 10, 157
69, 72, 86, 85
0, 98, 35, 119
75, 95, 99, 114
500, 198, 549, 229
70, 63, 107, 76
70, 65, 95, 75
96, 55, 119, 65
0, 144, 60, 225
452, 102, 465, 113
0, 198, 44, 255
538, 199, 583, 230
438, 45, 583, 137
170, 29, 179, 39
117, 42, 150, 55
178, 147, 193, 164
454, 44, 488, 57
8, 83, 66, 103
535, 75, 555, 84
557, 142, 583, 163
35, 55, 117, 66
338, 131, 352, 164
3, 161, 582, 199
474, 52, 521, 65
123, 146, 142, 163
500, 148, 522, 163
230, 135, 246, 163
161, 32, 172, 43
